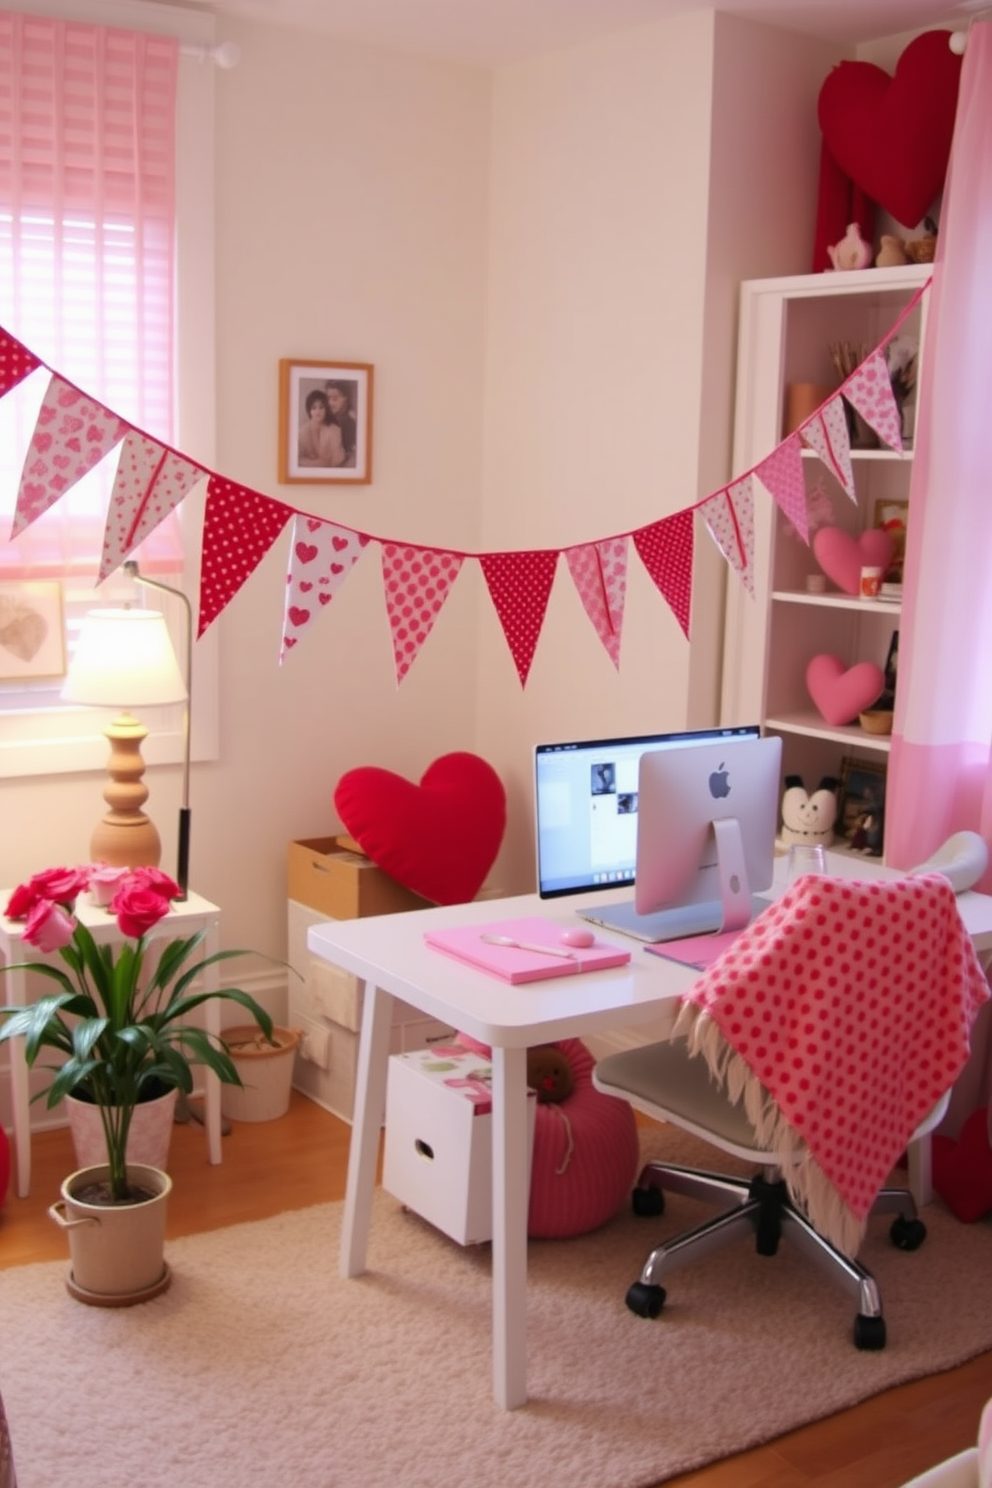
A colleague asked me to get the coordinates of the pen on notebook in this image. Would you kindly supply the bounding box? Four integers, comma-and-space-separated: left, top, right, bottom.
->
479, 934, 576, 960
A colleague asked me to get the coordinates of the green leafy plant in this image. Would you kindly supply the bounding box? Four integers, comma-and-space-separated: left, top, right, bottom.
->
0, 863, 274, 1202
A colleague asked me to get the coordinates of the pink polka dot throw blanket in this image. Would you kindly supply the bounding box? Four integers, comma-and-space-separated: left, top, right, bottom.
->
674, 873, 990, 1257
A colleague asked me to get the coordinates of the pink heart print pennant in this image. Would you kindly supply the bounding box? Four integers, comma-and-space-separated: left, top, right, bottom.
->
281, 515, 370, 660
844, 350, 904, 453
380, 542, 465, 685
13, 376, 127, 537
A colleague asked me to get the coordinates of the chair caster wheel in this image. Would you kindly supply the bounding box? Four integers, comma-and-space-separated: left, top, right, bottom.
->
854, 1313, 886, 1350
890, 1215, 926, 1251
626, 1281, 666, 1318
632, 1186, 664, 1218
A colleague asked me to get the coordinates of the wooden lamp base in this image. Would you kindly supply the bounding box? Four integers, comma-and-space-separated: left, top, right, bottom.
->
89, 712, 162, 869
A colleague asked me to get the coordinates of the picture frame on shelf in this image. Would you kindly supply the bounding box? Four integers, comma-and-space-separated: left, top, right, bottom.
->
873, 498, 909, 583
838, 756, 887, 857
278, 359, 373, 485
0, 581, 66, 681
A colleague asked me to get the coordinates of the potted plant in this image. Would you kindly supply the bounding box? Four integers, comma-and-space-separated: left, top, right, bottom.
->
0, 862, 275, 1303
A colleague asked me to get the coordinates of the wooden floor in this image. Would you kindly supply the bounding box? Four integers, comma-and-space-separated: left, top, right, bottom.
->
2, 1092, 990, 1488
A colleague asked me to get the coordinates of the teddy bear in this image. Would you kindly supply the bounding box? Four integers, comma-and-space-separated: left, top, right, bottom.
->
906, 233, 937, 263
526, 1045, 575, 1104
780, 774, 839, 847
875, 234, 909, 267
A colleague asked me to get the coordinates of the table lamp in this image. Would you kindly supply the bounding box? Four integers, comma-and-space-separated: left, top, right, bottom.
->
61, 607, 187, 874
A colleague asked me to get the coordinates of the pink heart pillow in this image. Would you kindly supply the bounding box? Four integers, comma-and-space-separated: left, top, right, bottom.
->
818, 31, 962, 227
806, 655, 885, 726
334, 752, 506, 906
813, 527, 894, 595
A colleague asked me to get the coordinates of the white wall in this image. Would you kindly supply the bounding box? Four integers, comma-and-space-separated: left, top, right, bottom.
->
0, 8, 846, 966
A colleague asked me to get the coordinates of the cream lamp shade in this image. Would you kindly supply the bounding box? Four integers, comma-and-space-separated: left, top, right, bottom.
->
62, 608, 187, 870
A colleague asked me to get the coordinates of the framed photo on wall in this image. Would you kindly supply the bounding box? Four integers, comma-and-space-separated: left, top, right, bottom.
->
0, 581, 66, 681
838, 755, 887, 856
278, 359, 374, 485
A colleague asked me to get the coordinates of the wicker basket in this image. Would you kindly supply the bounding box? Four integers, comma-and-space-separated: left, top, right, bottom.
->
860, 709, 894, 736
221, 1026, 301, 1122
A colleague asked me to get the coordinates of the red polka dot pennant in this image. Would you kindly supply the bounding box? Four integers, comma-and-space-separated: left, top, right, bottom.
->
565, 538, 628, 669
479, 549, 559, 687
632, 510, 694, 638
100, 432, 206, 580
282, 515, 370, 661
0, 328, 40, 397
381, 543, 465, 685
198, 477, 294, 638
13, 375, 127, 537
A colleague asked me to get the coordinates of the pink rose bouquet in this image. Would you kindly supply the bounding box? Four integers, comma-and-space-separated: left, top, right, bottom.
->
0, 863, 272, 1201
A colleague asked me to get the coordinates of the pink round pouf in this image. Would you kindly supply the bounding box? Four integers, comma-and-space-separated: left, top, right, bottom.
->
457, 1034, 639, 1239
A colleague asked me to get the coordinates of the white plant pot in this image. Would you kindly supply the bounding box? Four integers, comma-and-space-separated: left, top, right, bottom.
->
66, 1086, 178, 1172
221, 1025, 301, 1122
49, 1162, 172, 1304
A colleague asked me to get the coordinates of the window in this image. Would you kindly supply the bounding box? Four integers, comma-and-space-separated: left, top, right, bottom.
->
0, 0, 219, 776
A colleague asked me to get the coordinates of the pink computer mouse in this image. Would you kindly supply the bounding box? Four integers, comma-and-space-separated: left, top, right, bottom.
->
561, 926, 595, 949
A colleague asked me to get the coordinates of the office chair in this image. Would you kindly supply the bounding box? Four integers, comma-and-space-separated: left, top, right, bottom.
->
593, 872, 990, 1350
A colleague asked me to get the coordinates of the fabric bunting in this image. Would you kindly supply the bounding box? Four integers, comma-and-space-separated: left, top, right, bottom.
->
381, 543, 465, 685
565, 538, 628, 668
281, 515, 371, 661
0, 328, 40, 397
13, 376, 127, 537
700, 479, 755, 598
479, 549, 559, 686
755, 434, 808, 544
101, 433, 207, 580
800, 395, 857, 501
632, 510, 694, 638
843, 349, 904, 452
198, 477, 294, 637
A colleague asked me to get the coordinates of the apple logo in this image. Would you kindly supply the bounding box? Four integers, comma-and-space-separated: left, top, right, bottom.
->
709, 763, 730, 799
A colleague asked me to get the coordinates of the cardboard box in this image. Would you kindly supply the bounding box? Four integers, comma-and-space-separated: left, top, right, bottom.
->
382, 1047, 536, 1246
287, 837, 430, 921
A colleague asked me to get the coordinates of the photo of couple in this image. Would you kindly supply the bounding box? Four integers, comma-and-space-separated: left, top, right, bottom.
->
298, 379, 358, 470
279, 359, 373, 484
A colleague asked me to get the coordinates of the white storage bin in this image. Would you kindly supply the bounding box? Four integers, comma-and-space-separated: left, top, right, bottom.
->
383, 1046, 536, 1246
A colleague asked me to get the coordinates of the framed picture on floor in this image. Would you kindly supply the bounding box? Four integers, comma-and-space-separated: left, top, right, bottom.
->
0, 581, 66, 681
838, 755, 887, 856
278, 359, 373, 485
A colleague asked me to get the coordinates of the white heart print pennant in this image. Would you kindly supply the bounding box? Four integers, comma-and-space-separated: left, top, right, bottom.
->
281, 515, 370, 660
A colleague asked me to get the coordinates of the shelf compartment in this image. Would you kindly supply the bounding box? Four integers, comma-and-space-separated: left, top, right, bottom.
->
765, 711, 892, 752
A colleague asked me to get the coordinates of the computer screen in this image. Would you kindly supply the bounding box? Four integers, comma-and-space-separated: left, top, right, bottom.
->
634, 733, 782, 932
533, 725, 761, 900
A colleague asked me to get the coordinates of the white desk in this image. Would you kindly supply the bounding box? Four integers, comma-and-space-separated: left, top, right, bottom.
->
1, 890, 223, 1197
307, 854, 992, 1411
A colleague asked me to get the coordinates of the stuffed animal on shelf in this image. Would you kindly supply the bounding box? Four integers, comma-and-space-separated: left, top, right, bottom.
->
780, 774, 839, 847
876, 233, 909, 267
526, 1045, 575, 1104
827, 223, 873, 271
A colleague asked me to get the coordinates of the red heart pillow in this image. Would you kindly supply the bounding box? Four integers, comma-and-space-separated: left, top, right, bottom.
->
334, 752, 506, 906
932, 1107, 992, 1223
818, 31, 962, 227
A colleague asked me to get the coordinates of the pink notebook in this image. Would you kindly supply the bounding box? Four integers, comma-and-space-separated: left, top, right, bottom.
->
424, 916, 631, 984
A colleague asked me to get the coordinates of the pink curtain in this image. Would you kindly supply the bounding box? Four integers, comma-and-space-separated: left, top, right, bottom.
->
885, 19, 992, 1142
886, 19, 992, 883
0, 12, 180, 578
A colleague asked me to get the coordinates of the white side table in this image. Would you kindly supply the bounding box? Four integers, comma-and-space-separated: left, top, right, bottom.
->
0, 890, 222, 1197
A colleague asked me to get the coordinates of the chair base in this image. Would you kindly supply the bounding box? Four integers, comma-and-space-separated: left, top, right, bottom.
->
626, 1159, 927, 1350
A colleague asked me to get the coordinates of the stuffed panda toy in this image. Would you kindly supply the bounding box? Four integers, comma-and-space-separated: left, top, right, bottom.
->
781, 774, 839, 847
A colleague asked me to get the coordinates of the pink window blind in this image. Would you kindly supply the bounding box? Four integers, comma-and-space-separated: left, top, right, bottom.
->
0, 13, 180, 579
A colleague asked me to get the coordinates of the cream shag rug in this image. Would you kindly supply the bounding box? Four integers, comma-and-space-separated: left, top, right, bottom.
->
2, 1126, 991, 1488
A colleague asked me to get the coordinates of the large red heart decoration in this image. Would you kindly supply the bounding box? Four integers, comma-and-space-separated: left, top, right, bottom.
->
806, 654, 885, 726
812, 526, 894, 595
818, 30, 962, 228
932, 1106, 992, 1222
333, 752, 506, 906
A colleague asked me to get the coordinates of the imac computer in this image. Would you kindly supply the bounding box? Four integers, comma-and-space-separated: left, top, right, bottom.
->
575, 731, 782, 943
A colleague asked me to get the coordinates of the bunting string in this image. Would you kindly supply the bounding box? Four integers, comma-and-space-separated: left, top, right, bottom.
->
0, 278, 928, 687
